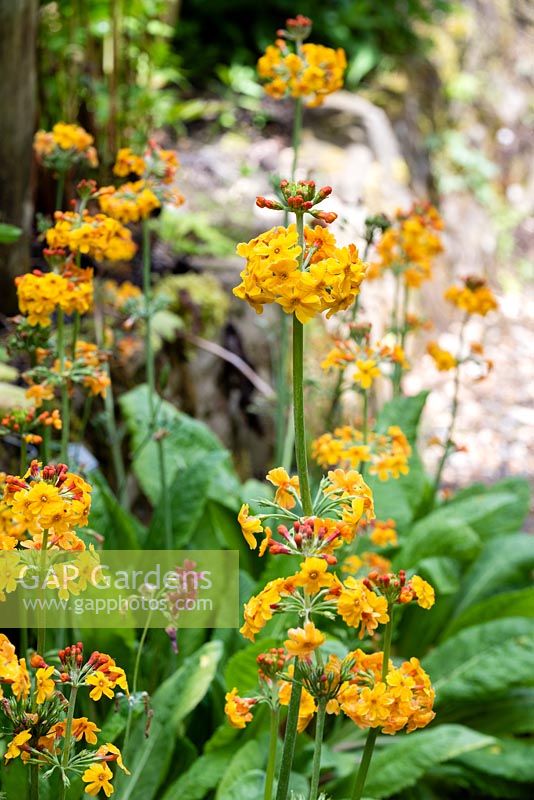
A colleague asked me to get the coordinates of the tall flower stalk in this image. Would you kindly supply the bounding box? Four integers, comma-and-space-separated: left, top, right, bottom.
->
142, 219, 172, 549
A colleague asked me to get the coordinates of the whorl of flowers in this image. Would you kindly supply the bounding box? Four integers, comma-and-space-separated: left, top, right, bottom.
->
33, 122, 98, 169
0, 637, 129, 793
321, 335, 409, 389
312, 426, 411, 481
15, 256, 93, 328
238, 466, 374, 561
98, 180, 162, 223
369, 202, 444, 287
233, 182, 367, 323
258, 16, 346, 107
444, 275, 498, 316
0, 406, 61, 449
46, 210, 137, 262
337, 650, 435, 734
2, 460, 91, 549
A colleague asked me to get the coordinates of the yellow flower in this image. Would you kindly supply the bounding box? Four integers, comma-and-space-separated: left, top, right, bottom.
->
444, 276, 498, 316
266, 467, 300, 509
353, 359, 380, 390
370, 519, 398, 548
4, 729, 32, 762
336, 577, 389, 638
237, 503, 263, 550
113, 147, 146, 178
86, 670, 114, 701
258, 41, 346, 107
427, 341, 457, 371
240, 578, 288, 641
293, 557, 333, 594
278, 668, 317, 731
284, 620, 325, 659
95, 742, 130, 774
224, 688, 255, 729
82, 762, 114, 797
72, 717, 100, 745
25, 383, 55, 407
98, 180, 161, 223
410, 575, 435, 609
35, 665, 55, 704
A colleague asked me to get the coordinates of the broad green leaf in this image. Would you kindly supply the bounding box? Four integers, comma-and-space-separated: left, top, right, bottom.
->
375, 391, 429, 442
394, 522, 481, 568
160, 746, 237, 800
455, 535, 534, 614
426, 761, 529, 799
451, 689, 534, 735
455, 738, 534, 782
224, 638, 278, 694
215, 741, 263, 799
120, 384, 231, 505
446, 476, 530, 536
148, 451, 227, 548
414, 556, 461, 595
362, 725, 494, 798
89, 470, 145, 548
115, 641, 222, 800
218, 769, 265, 800
423, 618, 534, 706
412, 491, 524, 544
441, 587, 534, 639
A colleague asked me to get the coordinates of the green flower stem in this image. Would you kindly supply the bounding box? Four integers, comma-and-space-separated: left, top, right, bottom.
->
264, 706, 280, 800
71, 310, 80, 359
351, 607, 394, 800
57, 309, 70, 463
142, 219, 172, 548
393, 285, 410, 397
59, 684, 79, 800
309, 698, 327, 800
275, 672, 303, 800
360, 391, 369, 479
433, 313, 468, 494
123, 607, 152, 752
30, 765, 39, 800
36, 529, 49, 657
93, 289, 128, 507
291, 97, 303, 179
350, 728, 378, 800
293, 213, 313, 515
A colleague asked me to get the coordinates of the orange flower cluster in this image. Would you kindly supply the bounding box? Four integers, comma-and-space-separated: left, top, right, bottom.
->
337, 650, 435, 734
233, 223, 367, 323
258, 41, 346, 107
444, 276, 498, 316
46, 210, 136, 262
312, 425, 411, 481
2, 460, 91, 550
427, 341, 457, 371
0, 407, 61, 448
33, 123, 98, 168
15, 264, 93, 327
321, 337, 409, 388
369, 203, 443, 287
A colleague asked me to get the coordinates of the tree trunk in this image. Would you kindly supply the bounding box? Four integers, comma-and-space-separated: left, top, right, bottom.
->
0, 0, 38, 315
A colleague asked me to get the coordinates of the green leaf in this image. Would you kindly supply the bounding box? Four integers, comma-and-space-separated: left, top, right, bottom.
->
218, 769, 265, 800
413, 556, 461, 595
441, 587, 534, 639
363, 725, 494, 798
160, 746, 236, 800
215, 741, 263, 799
394, 522, 481, 568
413, 491, 525, 544
446, 477, 530, 536
375, 391, 429, 442
455, 535, 534, 614
89, 470, 145, 548
148, 451, 227, 548
453, 689, 534, 735
455, 738, 534, 783
119, 384, 229, 505
423, 619, 534, 706
115, 641, 222, 800
224, 638, 278, 694
0, 223, 22, 244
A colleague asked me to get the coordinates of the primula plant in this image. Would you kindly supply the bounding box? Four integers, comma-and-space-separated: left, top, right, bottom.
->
0, 8, 532, 800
